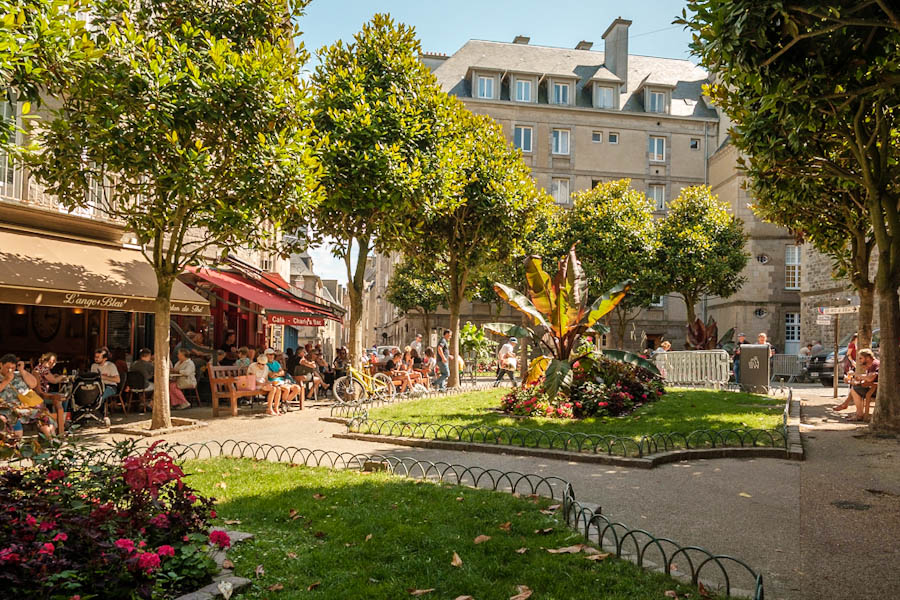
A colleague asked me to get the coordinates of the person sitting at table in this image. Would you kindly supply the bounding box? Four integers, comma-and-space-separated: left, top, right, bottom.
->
264, 348, 301, 407
332, 348, 348, 379
234, 347, 251, 369
1, 353, 54, 439
219, 331, 238, 366
170, 348, 196, 410
90, 347, 120, 401
131, 349, 190, 410
248, 354, 281, 416
385, 351, 413, 394
292, 349, 324, 400
310, 351, 335, 388
410, 348, 431, 389
32, 352, 68, 436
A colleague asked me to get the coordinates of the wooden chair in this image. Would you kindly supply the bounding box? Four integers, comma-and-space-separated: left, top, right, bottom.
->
207, 365, 256, 417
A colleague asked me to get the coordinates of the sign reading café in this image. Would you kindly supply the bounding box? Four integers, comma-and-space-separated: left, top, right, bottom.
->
266, 313, 326, 327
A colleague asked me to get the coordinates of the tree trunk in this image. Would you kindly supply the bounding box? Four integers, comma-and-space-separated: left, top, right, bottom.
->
447, 255, 462, 389
150, 275, 174, 430
345, 236, 371, 367
850, 229, 875, 350
857, 284, 875, 350
683, 294, 698, 348
871, 279, 900, 431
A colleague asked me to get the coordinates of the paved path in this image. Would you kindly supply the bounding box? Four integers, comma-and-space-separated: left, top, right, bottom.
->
92, 386, 900, 600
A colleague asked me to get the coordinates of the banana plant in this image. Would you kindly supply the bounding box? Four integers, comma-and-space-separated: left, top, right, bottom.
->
485, 247, 659, 397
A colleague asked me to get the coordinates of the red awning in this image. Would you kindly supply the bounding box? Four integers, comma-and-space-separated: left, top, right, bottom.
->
186, 267, 337, 326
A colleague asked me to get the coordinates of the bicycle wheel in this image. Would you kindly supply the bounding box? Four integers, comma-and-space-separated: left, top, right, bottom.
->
371, 373, 396, 400
334, 376, 366, 403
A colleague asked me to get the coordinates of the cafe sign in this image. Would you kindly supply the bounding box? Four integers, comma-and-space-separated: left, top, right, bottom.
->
0, 287, 210, 316
266, 313, 325, 327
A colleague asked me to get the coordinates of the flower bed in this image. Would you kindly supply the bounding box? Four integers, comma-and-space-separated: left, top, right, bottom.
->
502, 355, 665, 419
0, 440, 224, 599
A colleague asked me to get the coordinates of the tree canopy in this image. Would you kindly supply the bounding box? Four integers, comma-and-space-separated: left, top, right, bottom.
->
385, 255, 448, 333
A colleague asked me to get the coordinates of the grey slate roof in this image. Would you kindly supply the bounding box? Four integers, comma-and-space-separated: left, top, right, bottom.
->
432, 40, 716, 119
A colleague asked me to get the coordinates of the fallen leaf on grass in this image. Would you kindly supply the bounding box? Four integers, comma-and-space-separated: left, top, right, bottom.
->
451, 552, 463, 567
533, 528, 554, 535
313, 493, 326, 500
408, 589, 435, 596
664, 591, 678, 599
267, 583, 284, 591
344, 543, 354, 547
510, 585, 532, 599
308, 582, 321, 591
215, 481, 227, 490
286, 552, 297, 559
223, 519, 241, 526
539, 509, 555, 515
698, 581, 711, 597
547, 544, 584, 554
222, 559, 235, 569
254, 564, 265, 578
365, 534, 373, 542
456, 496, 464, 501
515, 547, 528, 554
499, 521, 512, 531
546, 504, 561, 511
217, 580, 233, 600
288, 509, 301, 520
584, 552, 611, 561
738, 492, 752, 498
473, 535, 491, 545
582, 546, 602, 556
454, 596, 474, 600
314, 531, 326, 539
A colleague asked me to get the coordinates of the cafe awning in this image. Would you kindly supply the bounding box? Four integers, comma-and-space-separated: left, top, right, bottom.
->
0, 229, 210, 315
186, 267, 337, 327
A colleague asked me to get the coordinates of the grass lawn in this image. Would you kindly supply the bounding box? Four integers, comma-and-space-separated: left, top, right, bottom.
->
364, 388, 785, 443
185, 457, 702, 599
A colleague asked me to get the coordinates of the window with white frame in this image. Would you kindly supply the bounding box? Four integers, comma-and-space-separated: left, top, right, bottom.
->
785, 245, 802, 290
595, 85, 615, 109
552, 129, 570, 155
552, 82, 570, 105
649, 136, 666, 161
649, 295, 664, 308
476, 75, 494, 99
591, 131, 603, 143
515, 79, 532, 102
649, 184, 666, 211
551, 178, 570, 205
784, 312, 801, 355
513, 125, 532, 153
608, 132, 619, 144
648, 90, 666, 113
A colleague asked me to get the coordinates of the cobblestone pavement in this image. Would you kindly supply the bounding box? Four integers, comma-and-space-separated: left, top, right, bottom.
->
89, 385, 900, 600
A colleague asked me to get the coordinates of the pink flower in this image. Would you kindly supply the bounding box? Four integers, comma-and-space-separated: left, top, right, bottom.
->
25, 515, 37, 527
53, 532, 68, 542
137, 551, 161, 572
46, 470, 66, 481
188, 494, 198, 502
39, 520, 56, 532
38, 543, 55, 556
210, 510, 217, 519
0, 548, 22, 563
114, 538, 135, 553
209, 530, 231, 548
138, 541, 147, 548
156, 545, 175, 558
183, 535, 190, 542
150, 513, 170, 529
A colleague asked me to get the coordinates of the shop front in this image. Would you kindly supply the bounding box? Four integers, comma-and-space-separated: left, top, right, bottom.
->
0, 229, 209, 370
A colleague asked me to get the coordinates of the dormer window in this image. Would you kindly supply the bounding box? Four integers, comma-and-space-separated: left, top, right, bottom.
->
594, 85, 616, 109
552, 81, 570, 105
647, 89, 667, 113
515, 78, 532, 102
477, 75, 495, 99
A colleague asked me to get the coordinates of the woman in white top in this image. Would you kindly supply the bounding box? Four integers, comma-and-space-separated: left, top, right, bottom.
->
172, 349, 197, 389
247, 354, 281, 416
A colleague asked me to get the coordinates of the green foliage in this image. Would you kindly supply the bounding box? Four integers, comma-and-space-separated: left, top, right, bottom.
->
385, 255, 448, 317
655, 186, 748, 325
458, 321, 496, 363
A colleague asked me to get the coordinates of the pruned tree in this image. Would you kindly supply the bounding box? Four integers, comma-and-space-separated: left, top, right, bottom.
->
681, 0, 900, 430
29, 0, 321, 429
655, 186, 749, 341
309, 14, 451, 366
385, 255, 448, 335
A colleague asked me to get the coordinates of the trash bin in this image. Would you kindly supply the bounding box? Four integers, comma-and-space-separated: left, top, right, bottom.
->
739, 344, 770, 394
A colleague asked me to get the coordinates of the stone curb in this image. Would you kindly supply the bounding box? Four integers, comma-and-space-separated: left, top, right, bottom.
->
175, 530, 253, 600
785, 392, 804, 460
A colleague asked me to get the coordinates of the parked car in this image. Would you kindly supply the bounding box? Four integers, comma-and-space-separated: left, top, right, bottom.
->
806, 329, 880, 386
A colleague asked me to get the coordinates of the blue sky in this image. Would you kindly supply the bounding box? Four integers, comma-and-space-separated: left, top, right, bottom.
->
300, 1, 694, 284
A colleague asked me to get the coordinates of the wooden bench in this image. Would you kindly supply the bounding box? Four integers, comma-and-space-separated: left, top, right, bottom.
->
208, 365, 257, 417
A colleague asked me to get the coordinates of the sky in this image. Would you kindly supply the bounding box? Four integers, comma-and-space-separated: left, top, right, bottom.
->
299, 1, 695, 284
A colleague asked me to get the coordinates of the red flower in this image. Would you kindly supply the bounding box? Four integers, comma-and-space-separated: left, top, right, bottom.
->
46, 470, 66, 481
53, 532, 68, 542
598, 402, 609, 407
210, 510, 217, 519
39, 520, 56, 532
38, 543, 55, 556
0, 548, 22, 563
209, 530, 231, 549
25, 514, 37, 527
149, 513, 170, 529
156, 545, 175, 558
137, 551, 161, 572
138, 541, 147, 548
114, 538, 135, 553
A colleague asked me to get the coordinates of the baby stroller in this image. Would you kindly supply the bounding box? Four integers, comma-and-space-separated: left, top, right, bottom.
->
68, 371, 110, 427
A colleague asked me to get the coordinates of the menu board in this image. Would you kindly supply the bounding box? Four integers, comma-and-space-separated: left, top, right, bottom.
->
107, 311, 132, 354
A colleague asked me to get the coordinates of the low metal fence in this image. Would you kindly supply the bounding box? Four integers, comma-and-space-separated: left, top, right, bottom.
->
329, 382, 496, 419
772, 354, 805, 382
655, 350, 732, 388
161, 440, 764, 599
344, 417, 787, 459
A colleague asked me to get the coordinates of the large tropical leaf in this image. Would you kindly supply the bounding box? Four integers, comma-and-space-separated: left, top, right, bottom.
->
582, 281, 630, 328
526, 356, 550, 384
600, 349, 661, 376
482, 322, 535, 341
523, 256, 556, 318
542, 358, 573, 398
563, 247, 586, 327
584, 322, 610, 336
494, 281, 551, 329
717, 327, 736, 353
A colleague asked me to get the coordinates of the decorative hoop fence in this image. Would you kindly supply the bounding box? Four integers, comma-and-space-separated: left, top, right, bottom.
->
158, 440, 764, 599
329, 382, 497, 419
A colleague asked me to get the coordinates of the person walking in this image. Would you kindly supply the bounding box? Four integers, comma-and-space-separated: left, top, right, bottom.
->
493, 337, 518, 387
435, 329, 451, 391
732, 333, 747, 384
410, 333, 424, 356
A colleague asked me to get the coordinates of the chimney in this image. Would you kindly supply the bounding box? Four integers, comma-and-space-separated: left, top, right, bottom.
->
602, 17, 632, 87
513, 35, 530, 45
575, 40, 593, 51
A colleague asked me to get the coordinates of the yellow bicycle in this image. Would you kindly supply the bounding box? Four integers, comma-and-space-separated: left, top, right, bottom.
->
333, 364, 395, 402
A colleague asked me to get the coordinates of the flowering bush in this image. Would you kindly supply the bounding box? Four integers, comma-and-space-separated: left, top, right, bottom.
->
0, 439, 219, 599
501, 353, 665, 420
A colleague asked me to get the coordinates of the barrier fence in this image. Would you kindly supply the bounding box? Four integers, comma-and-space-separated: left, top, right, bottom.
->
655, 350, 732, 388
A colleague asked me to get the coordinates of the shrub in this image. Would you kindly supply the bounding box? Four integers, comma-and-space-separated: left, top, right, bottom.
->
501, 354, 665, 420
0, 440, 218, 599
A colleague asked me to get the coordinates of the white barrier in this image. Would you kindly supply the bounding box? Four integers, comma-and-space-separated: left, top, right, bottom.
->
655, 350, 732, 388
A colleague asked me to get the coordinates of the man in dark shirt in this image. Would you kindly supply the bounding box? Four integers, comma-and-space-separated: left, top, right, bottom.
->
435, 329, 451, 391
129, 348, 155, 390
219, 331, 237, 366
